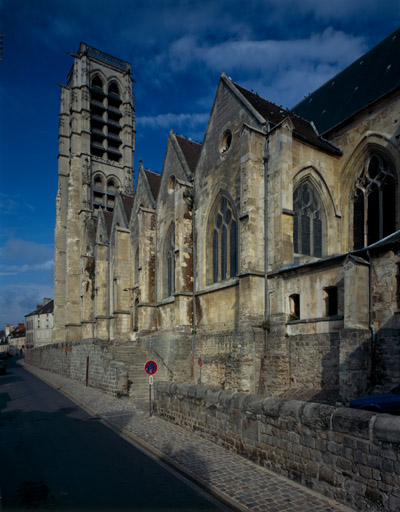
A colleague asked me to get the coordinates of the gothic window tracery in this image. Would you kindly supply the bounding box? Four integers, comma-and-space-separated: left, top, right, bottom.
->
352, 152, 396, 249
209, 195, 237, 283
293, 182, 324, 258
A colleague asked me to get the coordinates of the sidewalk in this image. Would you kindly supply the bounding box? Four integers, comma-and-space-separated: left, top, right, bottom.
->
21, 361, 354, 512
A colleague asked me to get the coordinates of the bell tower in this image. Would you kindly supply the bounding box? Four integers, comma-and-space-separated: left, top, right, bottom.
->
53, 43, 135, 342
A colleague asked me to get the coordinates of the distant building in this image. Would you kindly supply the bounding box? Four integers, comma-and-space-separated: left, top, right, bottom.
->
8, 323, 26, 353
25, 299, 54, 347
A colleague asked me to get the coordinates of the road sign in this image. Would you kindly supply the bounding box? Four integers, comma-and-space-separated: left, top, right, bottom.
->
198, 356, 203, 367
144, 360, 158, 375
149, 375, 154, 386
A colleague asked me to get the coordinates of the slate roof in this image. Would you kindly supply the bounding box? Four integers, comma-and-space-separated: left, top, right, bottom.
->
234, 83, 341, 155
277, 229, 400, 276
103, 211, 113, 236
176, 135, 202, 174
121, 193, 134, 220
291, 28, 400, 135
144, 169, 162, 200
25, 300, 54, 318
364, 229, 400, 251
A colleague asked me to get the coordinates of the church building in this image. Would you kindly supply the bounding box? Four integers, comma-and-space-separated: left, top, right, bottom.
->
53, 32, 400, 403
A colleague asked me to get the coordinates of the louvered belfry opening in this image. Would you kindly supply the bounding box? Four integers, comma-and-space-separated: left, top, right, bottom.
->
90, 77, 123, 163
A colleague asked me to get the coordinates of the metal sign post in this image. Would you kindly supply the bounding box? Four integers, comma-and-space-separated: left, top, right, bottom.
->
144, 361, 158, 417
148, 375, 153, 416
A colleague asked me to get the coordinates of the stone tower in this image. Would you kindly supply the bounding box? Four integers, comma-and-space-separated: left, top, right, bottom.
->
53, 43, 135, 342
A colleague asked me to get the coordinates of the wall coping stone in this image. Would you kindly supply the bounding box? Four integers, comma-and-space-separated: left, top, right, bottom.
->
154, 382, 400, 446
374, 414, 400, 443
331, 407, 372, 439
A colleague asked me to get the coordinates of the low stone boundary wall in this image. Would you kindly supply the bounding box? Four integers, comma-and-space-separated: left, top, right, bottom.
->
154, 382, 400, 511
26, 340, 128, 397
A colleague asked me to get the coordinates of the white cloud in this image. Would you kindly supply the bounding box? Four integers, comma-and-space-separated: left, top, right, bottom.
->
280, 0, 400, 22
137, 112, 209, 132
166, 28, 366, 75
0, 259, 54, 274
0, 238, 53, 264
0, 193, 19, 214
0, 283, 54, 327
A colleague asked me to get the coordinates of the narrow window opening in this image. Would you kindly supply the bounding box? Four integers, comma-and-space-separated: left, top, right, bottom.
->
134, 298, 139, 332
164, 224, 175, 298
325, 287, 338, 316
289, 294, 300, 321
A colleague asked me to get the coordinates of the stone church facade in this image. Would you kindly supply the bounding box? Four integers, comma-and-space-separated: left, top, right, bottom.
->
53, 33, 400, 403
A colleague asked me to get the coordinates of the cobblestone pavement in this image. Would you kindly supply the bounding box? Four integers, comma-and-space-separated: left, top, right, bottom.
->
21, 362, 355, 512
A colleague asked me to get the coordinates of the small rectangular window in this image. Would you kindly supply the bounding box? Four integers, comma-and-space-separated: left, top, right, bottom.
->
289, 294, 300, 320
325, 287, 338, 316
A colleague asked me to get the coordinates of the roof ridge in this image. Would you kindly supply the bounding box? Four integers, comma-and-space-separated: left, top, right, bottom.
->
233, 81, 341, 155
143, 168, 161, 176
175, 133, 202, 146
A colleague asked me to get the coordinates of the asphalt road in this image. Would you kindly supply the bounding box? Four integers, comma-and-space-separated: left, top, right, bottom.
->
0, 357, 226, 511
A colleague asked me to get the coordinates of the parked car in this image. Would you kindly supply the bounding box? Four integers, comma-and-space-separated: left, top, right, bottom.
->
0, 358, 6, 375
350, 385, 400, 414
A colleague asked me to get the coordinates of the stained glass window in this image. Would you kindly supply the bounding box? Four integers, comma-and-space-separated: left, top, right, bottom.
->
293, 182, 324, 257
211, 196, 238, 283
353, 152, 396, 249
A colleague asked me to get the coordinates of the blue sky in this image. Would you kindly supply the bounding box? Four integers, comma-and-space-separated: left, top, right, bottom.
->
0, 0, 399, 328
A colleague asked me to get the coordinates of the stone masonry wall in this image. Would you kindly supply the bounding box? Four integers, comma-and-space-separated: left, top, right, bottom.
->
154, 382, 400, 512
25, 340, 128, 397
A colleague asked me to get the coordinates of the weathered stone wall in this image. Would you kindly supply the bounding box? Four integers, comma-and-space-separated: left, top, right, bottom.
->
154, 382, 400, 512
375, 329, 400, 390
25, 340, 128, 397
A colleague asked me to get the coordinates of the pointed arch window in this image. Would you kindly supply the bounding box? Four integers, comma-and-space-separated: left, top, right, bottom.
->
209, 195, 238, 283
164, 224, 175, 298
293, 182, 325, 257
352, 152, 396, 249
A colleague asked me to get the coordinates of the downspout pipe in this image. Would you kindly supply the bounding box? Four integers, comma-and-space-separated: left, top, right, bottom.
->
365, 250, 376, 384
191, 178, 196, 379
108, 241, 112, 344
154, 203, 158, 330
